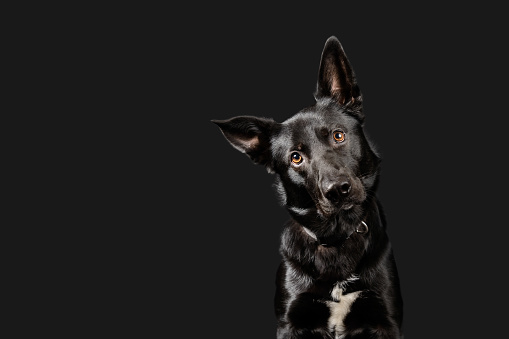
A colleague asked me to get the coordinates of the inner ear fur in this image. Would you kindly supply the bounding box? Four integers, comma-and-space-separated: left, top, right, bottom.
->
315, 36, 362, 107
212, 116, 280, 170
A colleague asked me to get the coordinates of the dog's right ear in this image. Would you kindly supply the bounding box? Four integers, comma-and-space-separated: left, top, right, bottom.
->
212, 116, 280, 172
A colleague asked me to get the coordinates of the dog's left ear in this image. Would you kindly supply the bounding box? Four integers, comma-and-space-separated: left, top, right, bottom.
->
315, 36, 364, 120
212, 116, 280, 172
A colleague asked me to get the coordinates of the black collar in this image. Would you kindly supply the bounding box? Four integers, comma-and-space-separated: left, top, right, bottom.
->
303, 221, 368, 247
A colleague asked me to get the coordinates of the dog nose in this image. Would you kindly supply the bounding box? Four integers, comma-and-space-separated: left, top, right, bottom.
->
324, 181, 351, 203
339, 182, 351, 195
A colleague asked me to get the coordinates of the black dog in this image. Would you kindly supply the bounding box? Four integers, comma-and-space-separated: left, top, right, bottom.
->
213, 36, 403, 339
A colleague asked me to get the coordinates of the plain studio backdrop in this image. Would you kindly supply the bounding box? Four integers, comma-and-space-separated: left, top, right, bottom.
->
49, 3, 508, 338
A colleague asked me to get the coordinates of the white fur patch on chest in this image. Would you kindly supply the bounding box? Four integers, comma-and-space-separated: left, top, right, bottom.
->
327, 280, 361, 338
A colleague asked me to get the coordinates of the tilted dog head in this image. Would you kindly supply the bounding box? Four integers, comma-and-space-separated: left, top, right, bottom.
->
213, 36, 380, 235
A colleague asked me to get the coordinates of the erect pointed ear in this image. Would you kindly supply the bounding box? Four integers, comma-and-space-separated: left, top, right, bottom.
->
314, 36, 363, 108
212, 116, 280, 172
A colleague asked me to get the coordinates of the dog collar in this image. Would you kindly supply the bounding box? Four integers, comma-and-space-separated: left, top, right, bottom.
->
303, 221, 368, 246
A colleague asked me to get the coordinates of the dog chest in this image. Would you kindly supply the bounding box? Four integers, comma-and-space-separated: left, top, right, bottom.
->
327, 283, 361, 337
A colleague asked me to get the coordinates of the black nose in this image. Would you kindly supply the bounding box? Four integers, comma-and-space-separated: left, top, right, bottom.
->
324, 181, 351, 203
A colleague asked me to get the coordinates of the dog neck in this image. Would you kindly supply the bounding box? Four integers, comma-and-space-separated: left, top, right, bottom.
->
302, 221, 368, 247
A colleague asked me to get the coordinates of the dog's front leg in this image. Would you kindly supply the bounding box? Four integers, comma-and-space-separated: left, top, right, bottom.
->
277, 326, 334, 339
276, 293, 335, 339
342, 327, 401, 339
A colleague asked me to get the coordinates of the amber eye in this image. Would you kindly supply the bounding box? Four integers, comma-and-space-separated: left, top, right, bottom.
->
333, 130, 345, 143
291, 152, 303, 164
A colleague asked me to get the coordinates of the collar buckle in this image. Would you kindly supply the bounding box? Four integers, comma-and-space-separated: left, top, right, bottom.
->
356, 221, 369, 234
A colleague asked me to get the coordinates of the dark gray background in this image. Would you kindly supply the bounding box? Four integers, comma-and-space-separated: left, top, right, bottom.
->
95, 3, 508, 338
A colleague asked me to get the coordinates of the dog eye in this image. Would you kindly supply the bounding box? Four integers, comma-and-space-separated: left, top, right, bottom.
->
290, 152, 303, 165
333, 130, 345, 143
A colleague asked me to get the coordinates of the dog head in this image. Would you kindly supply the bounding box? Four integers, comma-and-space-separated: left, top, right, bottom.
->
213, 36, 380, 233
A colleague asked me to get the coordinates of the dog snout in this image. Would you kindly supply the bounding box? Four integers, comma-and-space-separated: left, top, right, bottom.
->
323, 179, 351, 203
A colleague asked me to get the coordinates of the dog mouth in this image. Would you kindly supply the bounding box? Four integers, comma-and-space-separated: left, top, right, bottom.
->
341, 203, 354, 211
316, 199, 358, 217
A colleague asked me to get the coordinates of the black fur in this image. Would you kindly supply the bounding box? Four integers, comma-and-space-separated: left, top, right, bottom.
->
213, 36, 403, 339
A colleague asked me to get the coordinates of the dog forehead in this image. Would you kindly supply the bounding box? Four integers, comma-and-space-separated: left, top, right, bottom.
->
284, 112, 323, 135
273, 110, 354, 147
